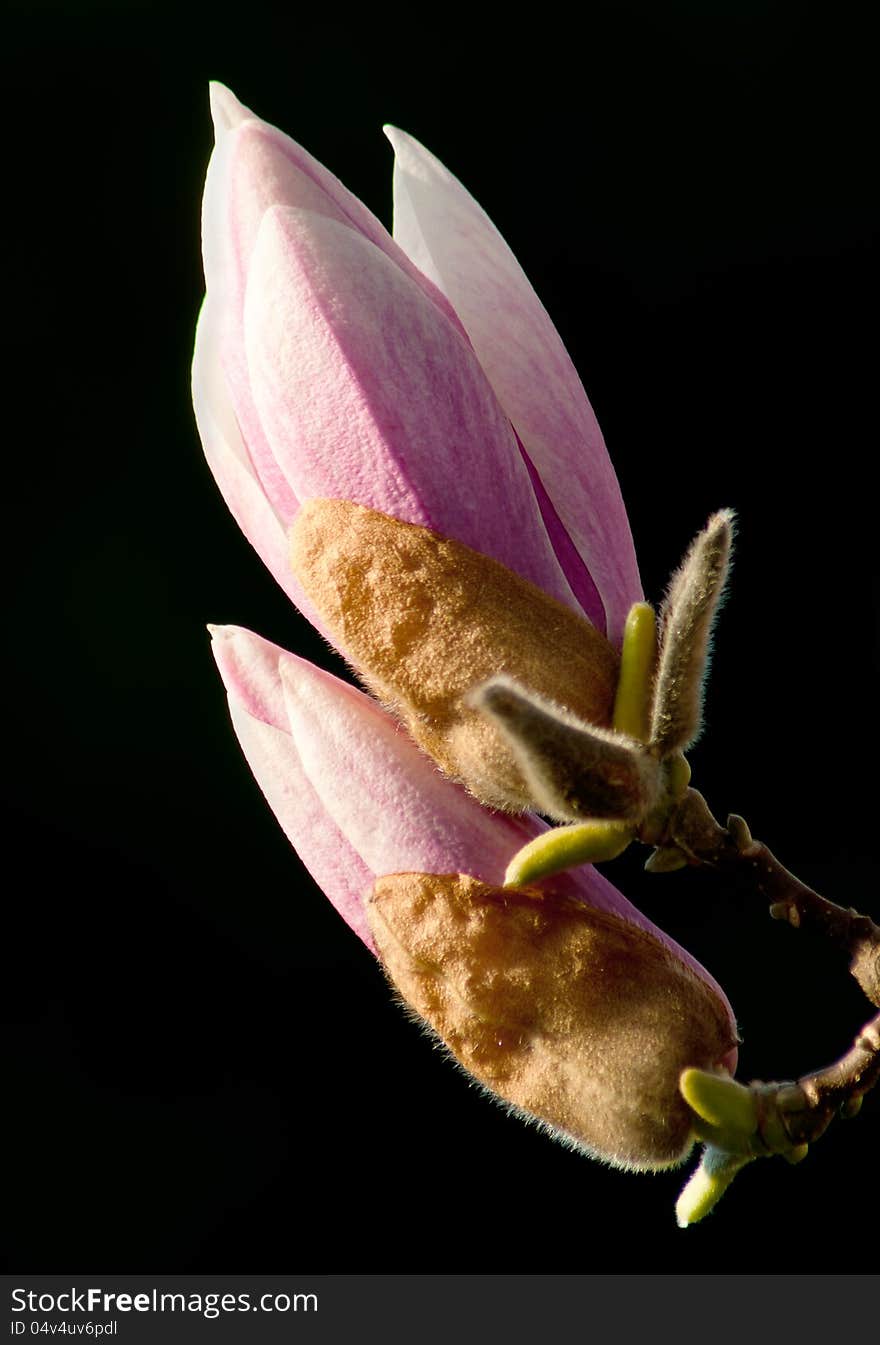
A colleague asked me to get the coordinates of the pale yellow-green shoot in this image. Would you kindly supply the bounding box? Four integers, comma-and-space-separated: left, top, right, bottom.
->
504, 820, 634, 888
680, 1067, 758, 1150
675, 1146, 754, 1227
612, 602, 657, 743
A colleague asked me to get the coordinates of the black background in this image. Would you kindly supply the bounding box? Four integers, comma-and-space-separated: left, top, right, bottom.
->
4, 1, 878, 1273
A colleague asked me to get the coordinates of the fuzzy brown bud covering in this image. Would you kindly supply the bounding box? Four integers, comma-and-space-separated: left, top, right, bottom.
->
368, 872, 737, 1170
651, 510, 734, 755
476, 677, 660, 823
290, 499, 619, 811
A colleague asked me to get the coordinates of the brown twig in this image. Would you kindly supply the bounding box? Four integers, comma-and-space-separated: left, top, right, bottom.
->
665, 787, 880, 1155
780, 1009, 880, 1140
668, 788, 880, 1007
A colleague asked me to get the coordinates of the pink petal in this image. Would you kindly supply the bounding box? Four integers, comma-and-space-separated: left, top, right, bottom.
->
201, 102, 331, 520
243, 206, 580, 609
211, 624, 537, 946
201, 85, 468, 524
207, 82, 251, 133
229, 710, 378, 949
278, 654, 541, 883
212, 625, 539, 880
211, 624, 378, 947
204, 84, 465, 332
386, 127, 643, 645
192, 299, 330, 632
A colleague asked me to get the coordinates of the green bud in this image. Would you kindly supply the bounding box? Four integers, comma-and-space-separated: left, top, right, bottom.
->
504, 820, 634, 887
676, 1146, 753, 1227
679, 1067, 758, 1150
612, 602, 657, 743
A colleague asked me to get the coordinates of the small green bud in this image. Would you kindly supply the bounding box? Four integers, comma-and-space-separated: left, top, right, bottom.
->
666, 753, 692, 800
680, 1067, 758, 1149
612, 602, 657, 743
504, 820, 634, 887
675, 1146, 753, 1227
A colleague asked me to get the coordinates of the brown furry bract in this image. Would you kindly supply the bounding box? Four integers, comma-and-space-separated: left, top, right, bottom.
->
651, 510, 734, 755
290, 499, 619, 810
368, 872, 736, 1170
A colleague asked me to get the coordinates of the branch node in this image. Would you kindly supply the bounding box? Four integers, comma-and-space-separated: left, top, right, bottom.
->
726, 813, 753, 852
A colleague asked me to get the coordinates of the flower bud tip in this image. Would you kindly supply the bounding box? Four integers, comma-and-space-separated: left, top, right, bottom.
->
208, 81, 248, 135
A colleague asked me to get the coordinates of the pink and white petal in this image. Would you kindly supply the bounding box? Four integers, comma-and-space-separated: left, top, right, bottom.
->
278, 654, 540, 883
214, 624, 540, 884
518, 440, 609, 632
212, 625, 377, 947
208, 81, 251, 134
201, 88, 471, 522
192, 301, 330, 634
230, 707, 378, 950
204, 84, 467, 335
210, 623, 293, 729
243, 206, 580, 611
386, 127, 643, 645
201, 112, 308, 519
203, 112, 355, 306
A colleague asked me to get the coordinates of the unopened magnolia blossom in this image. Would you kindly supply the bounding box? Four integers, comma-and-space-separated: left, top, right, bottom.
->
193, 85, 738, 1179
211, 624, 735, 1169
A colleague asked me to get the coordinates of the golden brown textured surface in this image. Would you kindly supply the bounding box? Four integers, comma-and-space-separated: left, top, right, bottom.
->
290, 499, 620, 811
368, 873, 736, 1170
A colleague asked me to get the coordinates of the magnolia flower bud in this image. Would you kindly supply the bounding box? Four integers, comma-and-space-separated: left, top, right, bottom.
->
291, 497, 620, 811
194, 87, 642, 648
368, 871, 737, 1170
